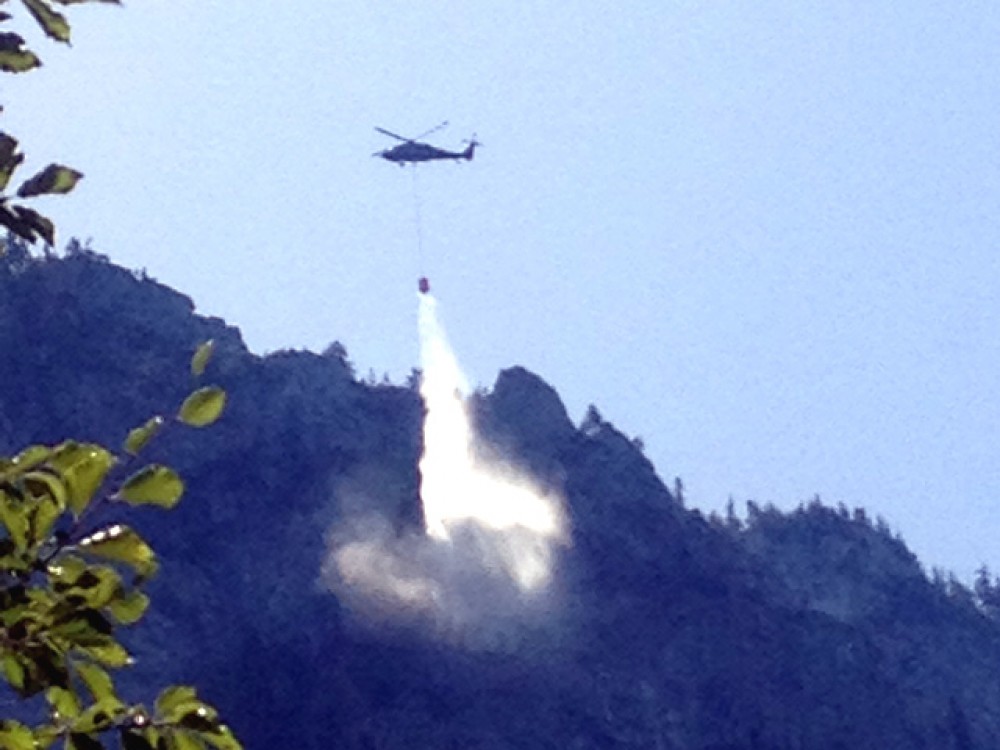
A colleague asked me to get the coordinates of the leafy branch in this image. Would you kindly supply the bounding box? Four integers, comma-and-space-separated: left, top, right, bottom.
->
0, 0, 120, 246
0, 342, 239, 750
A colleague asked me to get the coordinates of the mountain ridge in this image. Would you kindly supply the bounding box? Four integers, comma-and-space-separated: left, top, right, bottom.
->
2, 244, 998, 749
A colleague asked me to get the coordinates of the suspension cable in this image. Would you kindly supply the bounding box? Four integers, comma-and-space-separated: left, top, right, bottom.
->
411, 165, 424, 277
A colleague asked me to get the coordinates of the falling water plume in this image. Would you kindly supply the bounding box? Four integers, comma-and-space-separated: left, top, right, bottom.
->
417, 293, 567, 591
323, 293, 569, 647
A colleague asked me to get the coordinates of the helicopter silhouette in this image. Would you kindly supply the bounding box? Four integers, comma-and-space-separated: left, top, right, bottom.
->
373, 121, 479, 166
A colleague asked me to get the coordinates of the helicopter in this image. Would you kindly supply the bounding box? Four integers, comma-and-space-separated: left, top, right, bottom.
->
373, 121, 479, 166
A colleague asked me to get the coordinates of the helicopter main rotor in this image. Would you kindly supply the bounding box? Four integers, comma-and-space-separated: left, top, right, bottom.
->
374, 121, 450, 143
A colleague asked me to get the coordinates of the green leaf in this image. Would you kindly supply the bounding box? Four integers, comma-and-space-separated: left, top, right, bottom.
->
32, 725, 60, 750
51, 609, 114, 645
15, 641, 67, 697
74, 639, 131, 668
178, 387, 226, 428
106, 589, 149, 625
0, 32, 41, 73
155, 686, 198, 720
156, 689, 236, 748
0, 132, 24, 191
79, 525, 157, 579
0, 495, 30, 550
47, 554, 87, 585
52, 600, 100, 633
191, 340, 214, 377
176, 706, 219, 734
16, 162, 82, 197
118, 465, 183, 509
48, 442, 99, 474
1, 599, 37, 630
21, 0, 70, 43
74, 661, 116, 703
0, 202, 49, 244
61, 446, 115, 516
9, 204, 55, 244
29, 495, 61, 545
46, 685, 81, 720
1, 654, 25, 690
10, 444, 51, 473
124, 416, 164, 457
0, 549, 26, 573
201, 726, 242, 750
0, 720, 35, 750
22, 470, 67, 509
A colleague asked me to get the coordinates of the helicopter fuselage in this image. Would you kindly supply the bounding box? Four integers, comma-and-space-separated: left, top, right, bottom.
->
378, 141, 476, 165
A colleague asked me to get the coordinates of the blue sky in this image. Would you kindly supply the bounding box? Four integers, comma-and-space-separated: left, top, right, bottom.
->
8, 1, 1000, 578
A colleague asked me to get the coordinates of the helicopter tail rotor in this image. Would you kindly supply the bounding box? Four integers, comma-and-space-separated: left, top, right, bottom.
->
461, 135, 481, 160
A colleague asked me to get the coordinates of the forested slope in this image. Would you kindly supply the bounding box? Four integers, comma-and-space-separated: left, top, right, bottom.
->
2, 246, 998, 749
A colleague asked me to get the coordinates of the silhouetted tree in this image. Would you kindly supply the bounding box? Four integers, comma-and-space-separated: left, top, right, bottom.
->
580, 404, 603, 436
974, 565, 1000, 620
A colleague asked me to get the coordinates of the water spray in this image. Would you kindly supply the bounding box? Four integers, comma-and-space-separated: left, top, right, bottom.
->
417, 293, 567, 590
323, 292, 569, 646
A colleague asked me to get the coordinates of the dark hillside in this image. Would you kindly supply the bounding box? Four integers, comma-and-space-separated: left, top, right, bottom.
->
2, 247, 999, 749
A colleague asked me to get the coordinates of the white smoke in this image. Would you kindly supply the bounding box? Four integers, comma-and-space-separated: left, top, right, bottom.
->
323, 293, 570, 650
